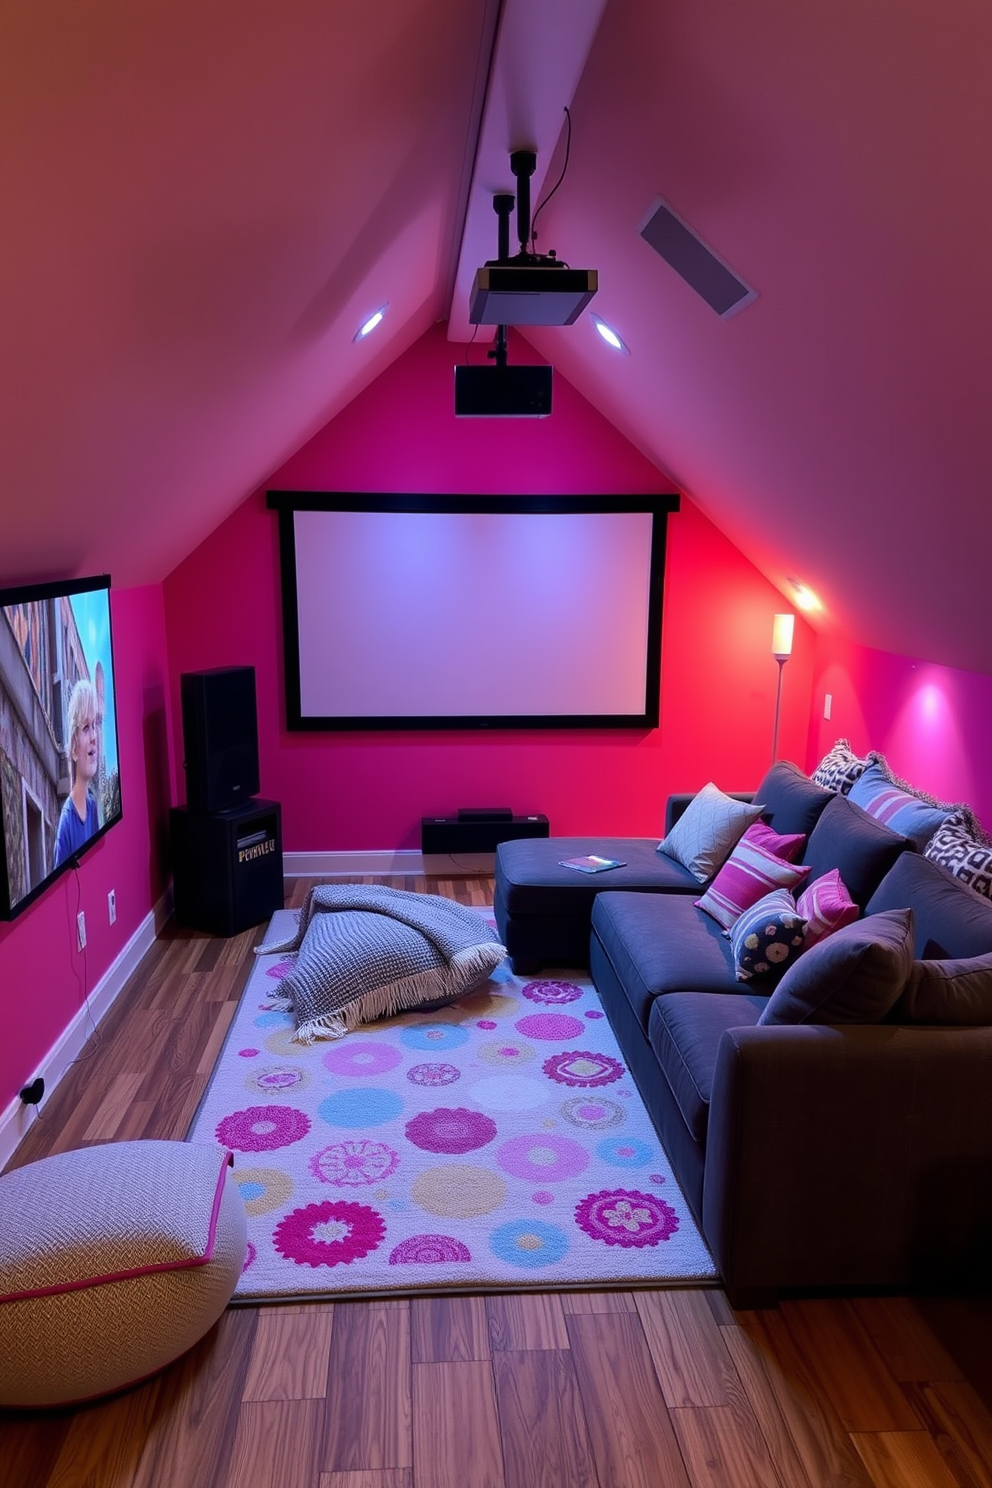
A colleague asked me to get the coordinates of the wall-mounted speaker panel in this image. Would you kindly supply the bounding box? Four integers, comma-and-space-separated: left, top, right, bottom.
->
639, 196, 757, 318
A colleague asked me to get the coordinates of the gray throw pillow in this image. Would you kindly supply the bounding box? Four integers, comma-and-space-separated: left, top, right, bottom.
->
757, 908, 915, 1025
656, 782, 764, 884
891, 951, 992, 1025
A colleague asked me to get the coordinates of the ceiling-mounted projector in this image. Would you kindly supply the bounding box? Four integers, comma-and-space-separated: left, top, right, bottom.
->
468, 149, 598, 327
469, 263, 598, 327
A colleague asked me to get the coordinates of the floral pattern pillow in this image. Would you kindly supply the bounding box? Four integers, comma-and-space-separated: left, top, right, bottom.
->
727, 888, 808, 983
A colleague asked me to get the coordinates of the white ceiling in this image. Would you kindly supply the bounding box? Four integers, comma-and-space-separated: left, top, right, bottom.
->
2, 1, 990, 672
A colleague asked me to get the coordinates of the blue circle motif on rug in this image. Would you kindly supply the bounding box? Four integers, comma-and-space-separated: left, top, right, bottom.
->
319, 1087, 404, 1128
400, 1024, 470, 1051
489, 1219, 570, 1269
253, 1009, 295, 1029
274, 1199, 386, 1268
597, 1136, 654, 1168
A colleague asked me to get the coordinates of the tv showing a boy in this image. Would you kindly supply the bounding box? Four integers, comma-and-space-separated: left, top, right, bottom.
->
53, 678, 101, 868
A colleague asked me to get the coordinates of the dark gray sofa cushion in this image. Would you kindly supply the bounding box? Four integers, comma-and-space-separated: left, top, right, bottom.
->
495, 836, 700, 918
892, 951, 992, 1025
865, 848, 992, 959
757, 908, 915, 1025
801, 792, 909, 909
648, 992, 765, 1144
753, 760, 833, 838
591, 892, 742, 1030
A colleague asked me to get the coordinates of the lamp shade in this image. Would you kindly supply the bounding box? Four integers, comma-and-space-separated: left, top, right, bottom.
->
772, 613, 795, 660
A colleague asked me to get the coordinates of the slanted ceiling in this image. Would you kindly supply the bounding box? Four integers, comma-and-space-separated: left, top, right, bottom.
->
2, 2, 990, 674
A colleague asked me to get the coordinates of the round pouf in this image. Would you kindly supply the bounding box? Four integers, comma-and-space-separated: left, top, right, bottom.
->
0, 1139, 248, 1408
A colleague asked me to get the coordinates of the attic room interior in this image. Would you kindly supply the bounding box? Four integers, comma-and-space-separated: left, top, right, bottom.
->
2, 1, 991, 1483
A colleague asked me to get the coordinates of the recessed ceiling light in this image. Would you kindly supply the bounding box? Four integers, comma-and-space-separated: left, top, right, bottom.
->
354, 304, 388, 342
591, 314, 629, 354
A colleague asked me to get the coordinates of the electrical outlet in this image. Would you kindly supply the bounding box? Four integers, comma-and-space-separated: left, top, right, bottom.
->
108, 889, 117, 925
824, 693, 832, 720
77, 910, 86, 951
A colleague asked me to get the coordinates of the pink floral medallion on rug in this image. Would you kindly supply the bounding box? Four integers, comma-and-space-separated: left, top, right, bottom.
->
187, 908, 716, 1299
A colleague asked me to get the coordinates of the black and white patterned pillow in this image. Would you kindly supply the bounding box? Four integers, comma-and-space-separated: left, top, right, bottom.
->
810, 739, 871, 795
924, 815, 992, 902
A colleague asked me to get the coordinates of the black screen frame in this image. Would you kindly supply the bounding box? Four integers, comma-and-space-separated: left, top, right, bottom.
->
267, 494, 679, 732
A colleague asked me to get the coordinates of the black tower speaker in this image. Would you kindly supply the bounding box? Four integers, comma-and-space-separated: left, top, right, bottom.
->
181, 666, 260, 814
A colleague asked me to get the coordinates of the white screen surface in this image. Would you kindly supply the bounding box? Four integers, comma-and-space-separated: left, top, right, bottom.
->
276, 502, 669, 729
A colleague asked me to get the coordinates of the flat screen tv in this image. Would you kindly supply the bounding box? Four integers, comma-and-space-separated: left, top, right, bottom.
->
0, 574, 123, 920
267, 495, 678, 730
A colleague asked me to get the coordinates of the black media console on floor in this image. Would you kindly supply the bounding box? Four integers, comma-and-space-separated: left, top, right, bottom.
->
171, 798, 283, 936
421, 813, 549, 855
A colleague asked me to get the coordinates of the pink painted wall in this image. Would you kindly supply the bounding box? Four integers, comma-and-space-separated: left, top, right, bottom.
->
0, 583, 174, 1105
164, 323, 815, 850
807, 636, 992, 829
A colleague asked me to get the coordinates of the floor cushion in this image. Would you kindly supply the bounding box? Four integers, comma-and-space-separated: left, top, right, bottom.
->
0, 1140, 247, 1408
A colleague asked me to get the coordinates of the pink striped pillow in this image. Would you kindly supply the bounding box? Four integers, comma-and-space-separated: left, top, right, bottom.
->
695, 824, 811, 930
745, 820, 806, 863
796, 868, 859, 947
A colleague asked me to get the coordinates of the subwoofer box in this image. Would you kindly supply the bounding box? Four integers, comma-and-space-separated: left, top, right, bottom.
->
421, 815, 549, 854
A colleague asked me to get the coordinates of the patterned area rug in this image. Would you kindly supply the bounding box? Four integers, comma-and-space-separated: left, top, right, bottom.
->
187, 908, 717, 1300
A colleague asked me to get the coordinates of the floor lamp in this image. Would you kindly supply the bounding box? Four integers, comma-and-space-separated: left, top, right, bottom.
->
771, 613, 795, 763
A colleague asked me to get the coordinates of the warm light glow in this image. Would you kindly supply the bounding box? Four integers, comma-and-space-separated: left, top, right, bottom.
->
772, 613, 795, 659
788, 579, 821, 612
591, 314, 629, 354
354, 304, 388, 341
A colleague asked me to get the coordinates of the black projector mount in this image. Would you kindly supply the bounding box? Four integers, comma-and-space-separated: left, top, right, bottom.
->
468, 148, 597, 332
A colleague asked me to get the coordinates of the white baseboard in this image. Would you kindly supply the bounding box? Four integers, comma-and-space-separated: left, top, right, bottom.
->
284, 850, 496, 877
0, 887, 173, 1171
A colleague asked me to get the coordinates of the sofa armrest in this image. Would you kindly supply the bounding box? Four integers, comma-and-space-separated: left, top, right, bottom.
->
702, 1023, 992, 1299
664, 791, 754, 835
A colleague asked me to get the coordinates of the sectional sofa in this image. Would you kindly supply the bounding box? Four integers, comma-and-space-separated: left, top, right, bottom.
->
494, 758, 992, 1305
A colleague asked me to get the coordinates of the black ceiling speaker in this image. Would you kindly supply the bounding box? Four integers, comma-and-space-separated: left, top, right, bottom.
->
469, 150, 598, 326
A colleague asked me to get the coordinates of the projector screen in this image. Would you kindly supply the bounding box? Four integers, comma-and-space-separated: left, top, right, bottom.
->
268, 495, 678, 731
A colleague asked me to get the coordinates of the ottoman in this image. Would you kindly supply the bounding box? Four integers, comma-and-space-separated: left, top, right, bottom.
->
0, 1140, 248, 1408
494, 836, 700, 972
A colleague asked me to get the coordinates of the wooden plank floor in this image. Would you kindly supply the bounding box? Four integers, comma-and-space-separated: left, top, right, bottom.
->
3, 874, 991, 1488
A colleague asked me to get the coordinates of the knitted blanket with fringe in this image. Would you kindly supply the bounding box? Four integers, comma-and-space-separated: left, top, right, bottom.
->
257, 884, 507, 1042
